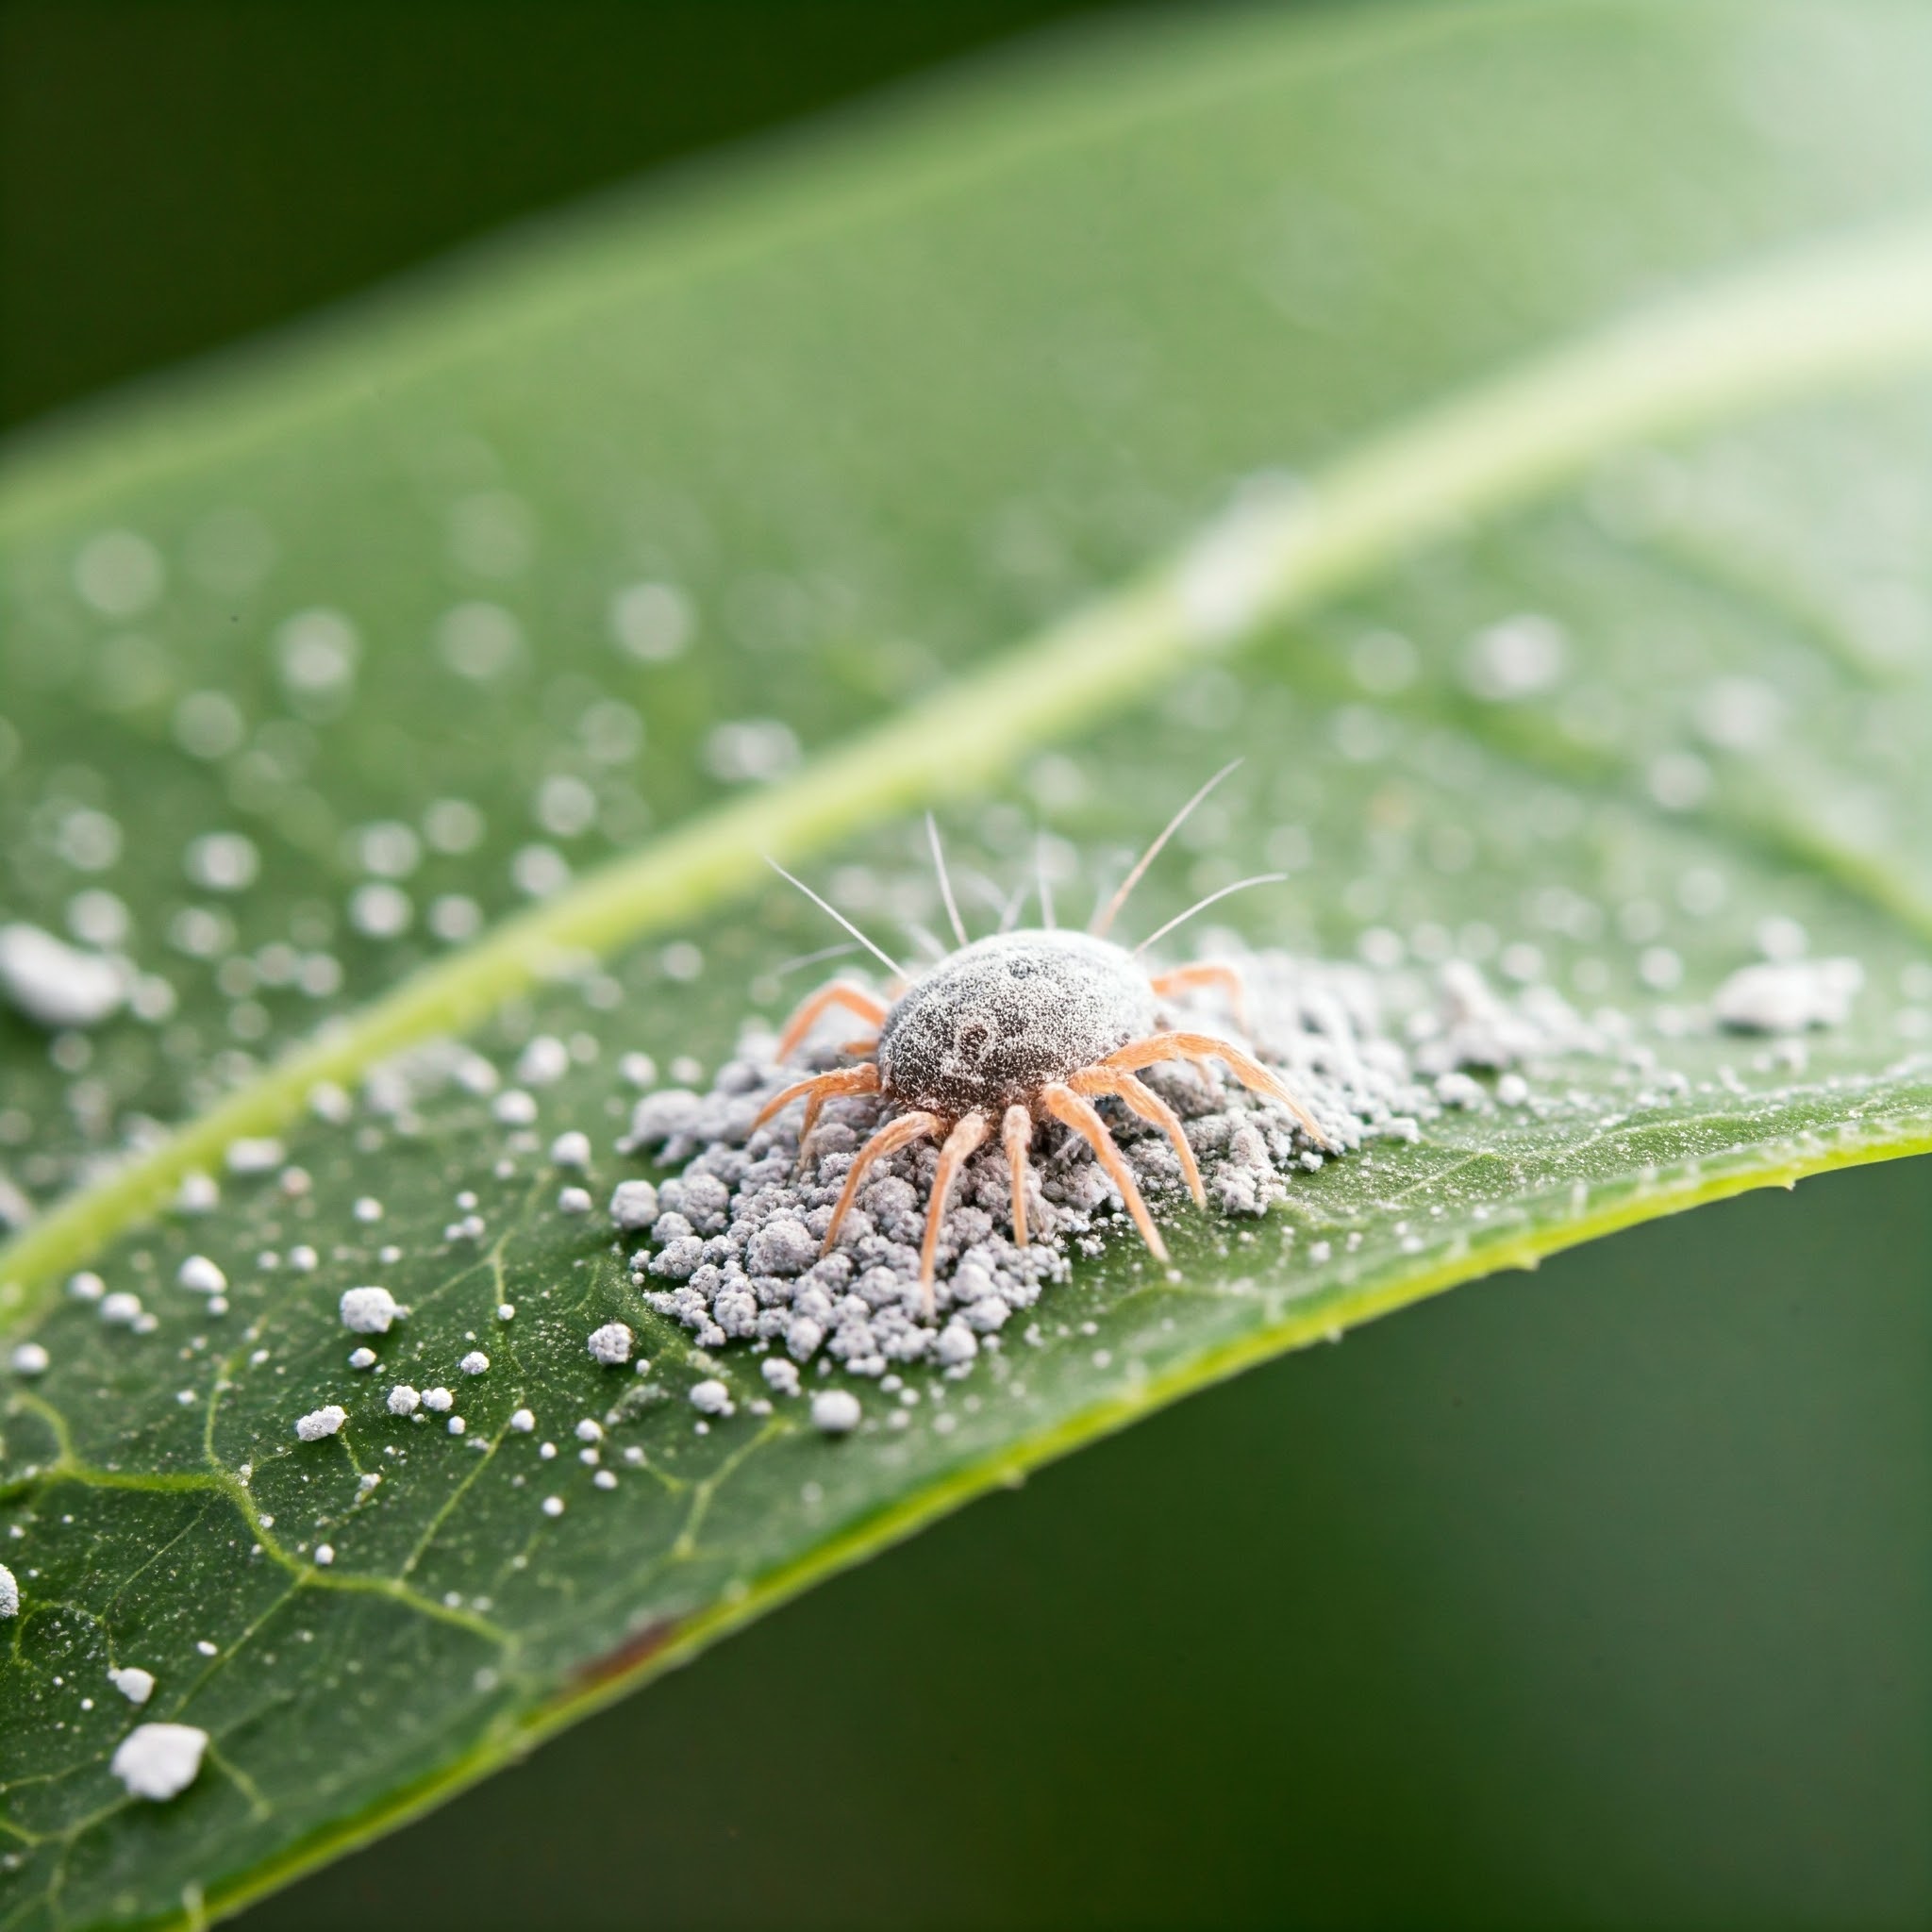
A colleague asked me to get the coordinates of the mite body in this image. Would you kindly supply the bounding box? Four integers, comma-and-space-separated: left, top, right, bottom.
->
756, 770, 1335, 1311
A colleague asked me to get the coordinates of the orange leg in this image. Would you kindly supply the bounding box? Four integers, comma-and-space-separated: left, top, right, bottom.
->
774, 979, 890, 1062
1149, 962, 1249, 1034
1095, 1030, 1334, 1151
919, 1113, 990, 1314
1041, 1084, 1168, 1263
1002, 1104, 1034, 1248
752, 1060, 879, 1136
823, 1111, 939, 1253
1069, 1068, 1205, 1208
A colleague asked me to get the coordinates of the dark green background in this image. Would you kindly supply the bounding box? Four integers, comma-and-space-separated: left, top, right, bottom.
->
3, 6, 1925, 1924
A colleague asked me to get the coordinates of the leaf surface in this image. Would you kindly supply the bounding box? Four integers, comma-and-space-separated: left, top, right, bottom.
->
5, 4, 1932, 1923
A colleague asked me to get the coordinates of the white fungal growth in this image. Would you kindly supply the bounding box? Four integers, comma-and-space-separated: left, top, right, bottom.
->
550, 1129, 591, 1169
558, 1186, 592, 1215
339, 1286, 400, 1334
509, 1407, 535, 1433
515, 1034, 571, 1087
586, 1323, 634, 1366
10, 1342, 49, 1377
608, 1179, 658, 1229
0, 1564, 17, 1618
294, 1405, 347, 1441
1713, 958, 1864, 1033
387, 1385, 421, 1416
458, 1351, 489, 1376
422, 1387, 454, 1413
176, 1255, 227, 1295
110, 1724, 208, 1802
100, 1291, 143, 1326
347, 1347, 377, 1371
492, 1089, 539, 1125
314, 1544, 335, 1566
109, 1665, 155, 1705
0, 923, 123, 1029
541, 1494, 565, 1518
761, 1358, 801, 1397
811, 1390, 862, 1435
689, 1379, 733, 1416
67, 1271, 106, 1302
574, 1418, 603, 1442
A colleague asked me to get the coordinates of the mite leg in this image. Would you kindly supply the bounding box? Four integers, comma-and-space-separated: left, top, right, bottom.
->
1148, 962, 1250, 1034
823, 1111, 939, 1253
1069, 1068, 1205, 1208
774, 980, 890, 1062
919, 1113, 991, 1314
1041, 1085, 1168, 1263
751, 1061, 879, 1135
1002, 1104, 1034, 1248
1095, 1031, 1335, 1151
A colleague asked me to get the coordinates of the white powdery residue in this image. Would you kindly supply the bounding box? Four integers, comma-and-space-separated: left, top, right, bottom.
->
176, 1171, 220, 1215
67, 1271, 106, 1302
314, 1543, 335, 1566
509, 1407, 535, 1433
541, 1495, 565, 1518
550, 1129, 591, 1169
810, 1390, 861, 1435
225, 1137, 283, 1174
516, 1034, 571, 1087
689, 1379, 733, 1416
608, 1178, 658, 1229
587, 1323, 633, 1367
176, 1255, 227, 1295
458, 1351, 489, 1376
574, 1419, 603, 1442
0, 924, 123, 1029
422, 1387, 454, 1413
496, 1302, 515, 1322
387, 1385, 421, 1416
109, 1665, 155, 1705
110, 1723, 208, 1802
340, 1286, 400, 1334
492, 1089, 539, 1126
10, 1342, 49, 1377
347, 1347, 376, 1371
100, 1291, 143, 1326
294, 1405, 347, 1441
0, 1563, 17, 1618
1713, 958, 1863, 1034
761, 1357, 801, 1398
558, 1186, 593, 1215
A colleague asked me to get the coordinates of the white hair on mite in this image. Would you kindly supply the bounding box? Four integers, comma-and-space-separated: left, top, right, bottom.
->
756, 766, 1334, 1315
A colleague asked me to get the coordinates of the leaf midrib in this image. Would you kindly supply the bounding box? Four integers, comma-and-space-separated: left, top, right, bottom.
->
6, 213, 1932, 1324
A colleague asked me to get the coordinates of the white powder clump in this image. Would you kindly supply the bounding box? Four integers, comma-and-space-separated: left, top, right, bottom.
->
10, 1342, 49, 1377
0, 923, 124, 1028
558, 1186, 592, 1215
0, 1564, 17, 1618
340, 1286, 400, 1334
68, 1271, 106, 1302
509, 1407, 535, 1432
458, 1351, 490, 1375
516, 1034, 571, 1086
550, 1129, 591, 1169
294, 1405, 347, 1441
587, 1323, 634, 1366
761, 1357, 801, 1397
1713, 958, 1863, 1033
109, 1665, 155, 1705
422, 1387, 454, 1413
100, 1291, 143, 1326
387, 1385, 421, 1416
689, 1378, 733, 1416
111, 1723, 208, 1802
811, 1390, 861, 1435
608, 1179, 658, 1229
347, 1347, 376, 1371
176, 1255, 227, 1295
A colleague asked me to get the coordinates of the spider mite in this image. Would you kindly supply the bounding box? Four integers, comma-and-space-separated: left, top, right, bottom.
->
754, 765, 1336, 1312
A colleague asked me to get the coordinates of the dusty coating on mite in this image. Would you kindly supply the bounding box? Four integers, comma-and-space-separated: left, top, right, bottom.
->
876, 930, 1156, 1116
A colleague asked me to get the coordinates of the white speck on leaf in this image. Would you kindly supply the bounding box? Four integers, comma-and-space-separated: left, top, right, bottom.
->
387, 1385, 420, 1415
340, 1286, 399, 1334
294, 1405, 347, 1441
111, 1723, 207, 1802
108, 1666, 155, 1705
811, 1390, 862, 1435
587, 1323, 633, 1366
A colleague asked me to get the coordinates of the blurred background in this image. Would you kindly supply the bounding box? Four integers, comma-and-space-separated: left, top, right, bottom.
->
4, 5, 1928, 1925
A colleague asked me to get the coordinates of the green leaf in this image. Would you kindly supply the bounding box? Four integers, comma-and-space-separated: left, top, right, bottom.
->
6, 3, 1932, 1922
